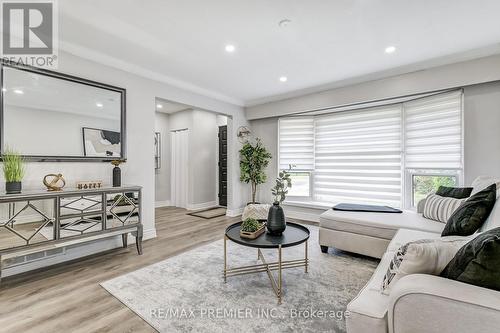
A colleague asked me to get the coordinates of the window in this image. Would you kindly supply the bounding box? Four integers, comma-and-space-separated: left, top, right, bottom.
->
411, 174, 458, 207
278, 90, 463, 208
404, 90, 463, 207
279, 117, 314, 199
287, 172, 311, 197
314, 105, 402, 207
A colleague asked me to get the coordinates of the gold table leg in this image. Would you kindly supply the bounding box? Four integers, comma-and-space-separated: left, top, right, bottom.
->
224, 240, 308, 305
305, 240, 308, 273
278, 245, 282, 305
223, 235, 227, 283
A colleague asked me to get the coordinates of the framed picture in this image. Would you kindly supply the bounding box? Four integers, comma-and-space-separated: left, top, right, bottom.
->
82, 127, 121, 157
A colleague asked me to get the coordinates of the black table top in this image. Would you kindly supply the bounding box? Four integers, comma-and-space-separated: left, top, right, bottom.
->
225, 222, 310, 249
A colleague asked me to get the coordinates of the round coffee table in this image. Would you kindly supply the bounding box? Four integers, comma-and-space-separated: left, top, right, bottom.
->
224, 222, 310, 304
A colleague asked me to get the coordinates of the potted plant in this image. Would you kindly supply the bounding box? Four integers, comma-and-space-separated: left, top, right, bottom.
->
239, 138, 272, 204
267, 166, 293, 235
240, 217, 265, 239
2, 148, 25, 194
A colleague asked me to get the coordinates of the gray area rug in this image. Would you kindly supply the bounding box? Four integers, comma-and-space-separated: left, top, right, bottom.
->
101, 225, 378, 333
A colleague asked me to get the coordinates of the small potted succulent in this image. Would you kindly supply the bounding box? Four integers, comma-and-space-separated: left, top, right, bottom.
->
2, 148, 25, 194
267, 165, 293, 236
240, 217, 265, 239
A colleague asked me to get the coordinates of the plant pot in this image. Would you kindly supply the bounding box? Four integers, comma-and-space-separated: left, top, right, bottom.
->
113, 166, 121, 187
246, 202, 260, 206
6, 181, 21, 194
267, 202, 286, 236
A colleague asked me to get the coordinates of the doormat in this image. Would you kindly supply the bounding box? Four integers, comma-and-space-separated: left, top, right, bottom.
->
187, 207, 227, 219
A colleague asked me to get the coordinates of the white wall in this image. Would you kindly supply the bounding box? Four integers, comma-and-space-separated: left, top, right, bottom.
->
154, 112, 170, 205
190, 110, 218, 208
250, 117, 278, 204
2, 50, 247, 276
464, 82, 500, 184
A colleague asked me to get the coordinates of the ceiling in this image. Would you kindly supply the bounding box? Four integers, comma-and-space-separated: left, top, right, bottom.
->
59, 0, 500, 106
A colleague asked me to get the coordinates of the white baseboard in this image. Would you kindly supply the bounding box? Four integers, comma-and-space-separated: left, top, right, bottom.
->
226, 207, 244, 217
186, 201, 218, 211
155, 200, 171, 208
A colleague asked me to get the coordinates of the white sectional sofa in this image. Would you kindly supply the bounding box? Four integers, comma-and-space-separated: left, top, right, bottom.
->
319, 176, 500, 333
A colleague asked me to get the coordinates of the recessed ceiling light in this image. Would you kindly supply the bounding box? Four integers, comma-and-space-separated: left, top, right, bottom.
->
279, 19, 291, 27
279, 76, 288, 82
96, 102, 103, 108
157, 104, 163, 109
13, 89, 24, 94
385, 46, 396, 54
1, 88, 6, 92
225, 44, 236, 53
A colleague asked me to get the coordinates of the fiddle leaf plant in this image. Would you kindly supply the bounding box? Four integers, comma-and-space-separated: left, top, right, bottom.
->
271, 165, 294, 204
239, 138, 272, 204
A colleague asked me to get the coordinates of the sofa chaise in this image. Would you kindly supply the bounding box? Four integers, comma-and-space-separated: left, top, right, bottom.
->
319, 176, 500, 333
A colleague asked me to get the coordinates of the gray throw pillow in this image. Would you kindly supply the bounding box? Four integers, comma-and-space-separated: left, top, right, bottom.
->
440, 227, 500, 291
441, 184, 497, 236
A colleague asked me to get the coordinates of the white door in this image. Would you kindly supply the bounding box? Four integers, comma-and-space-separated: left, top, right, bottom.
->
170, 130, 189, 208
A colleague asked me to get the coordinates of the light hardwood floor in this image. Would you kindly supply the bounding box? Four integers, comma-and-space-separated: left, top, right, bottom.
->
0, 207, 312, 333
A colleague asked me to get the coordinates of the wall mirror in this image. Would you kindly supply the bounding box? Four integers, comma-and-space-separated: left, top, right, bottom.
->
0, 62, 126, 161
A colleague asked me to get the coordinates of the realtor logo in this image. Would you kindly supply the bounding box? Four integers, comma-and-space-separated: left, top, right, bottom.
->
1, 0, 58, 68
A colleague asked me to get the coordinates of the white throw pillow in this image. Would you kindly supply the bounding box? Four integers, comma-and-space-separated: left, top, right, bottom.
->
381, 236, 472, 294
423, 194, 465, 223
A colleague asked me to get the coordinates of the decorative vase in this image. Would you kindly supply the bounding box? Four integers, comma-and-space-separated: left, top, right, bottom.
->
6, 181, 21, 194
113, 166, 121, 187
267, 202, 286, 236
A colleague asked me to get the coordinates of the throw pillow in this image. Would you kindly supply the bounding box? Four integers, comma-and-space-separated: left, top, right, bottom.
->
441, 184, 497, 236
440, 227, 500, 291
423, 194, 465, 223
381, 236, 471, 294
436, 186, 473, 199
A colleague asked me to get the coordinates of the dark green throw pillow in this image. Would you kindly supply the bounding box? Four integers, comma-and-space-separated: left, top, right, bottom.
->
441, 184, 497, 236
441, 227, 500, 291
436, 186, 473, 199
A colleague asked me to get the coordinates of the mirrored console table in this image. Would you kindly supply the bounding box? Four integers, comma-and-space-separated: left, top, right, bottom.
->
0, 185, 143, 283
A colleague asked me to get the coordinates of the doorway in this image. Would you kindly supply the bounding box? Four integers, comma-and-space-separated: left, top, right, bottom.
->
218, 125, 228, 207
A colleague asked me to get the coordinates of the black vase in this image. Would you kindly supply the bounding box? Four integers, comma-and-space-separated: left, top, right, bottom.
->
6, 181, 21, 194
113, 166, 121, 187
267, 202, 286, 236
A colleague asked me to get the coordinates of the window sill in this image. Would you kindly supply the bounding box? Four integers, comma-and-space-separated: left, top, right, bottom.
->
283, 200, 332, 210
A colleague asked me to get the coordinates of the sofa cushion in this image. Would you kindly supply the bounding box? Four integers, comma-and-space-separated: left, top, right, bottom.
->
441, 227, 500, 291
386, 229, 442, 253
442, 184, 497, 236
320, 209, 445, 240
423, 194, 465, 223
471, 176, 500, 195
346, 229, 441, 333
381, 236, 471, 294
436, 186, 473, 199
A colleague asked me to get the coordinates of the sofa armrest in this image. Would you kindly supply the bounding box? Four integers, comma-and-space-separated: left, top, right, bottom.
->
388, 274, 500, 333
416, 198, 427, 213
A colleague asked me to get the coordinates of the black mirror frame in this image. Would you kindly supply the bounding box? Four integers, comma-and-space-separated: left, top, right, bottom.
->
0, 60, 126, 162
